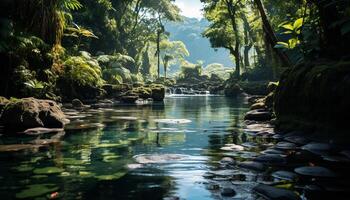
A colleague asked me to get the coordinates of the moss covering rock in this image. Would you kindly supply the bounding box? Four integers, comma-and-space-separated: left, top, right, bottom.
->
274, 61, 350, 134
0, 96, 10, 113
224, 84, 243, 97
0, 97, 69, 130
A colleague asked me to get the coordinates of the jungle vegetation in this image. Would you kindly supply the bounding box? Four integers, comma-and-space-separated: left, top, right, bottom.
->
0, 0, 349, 100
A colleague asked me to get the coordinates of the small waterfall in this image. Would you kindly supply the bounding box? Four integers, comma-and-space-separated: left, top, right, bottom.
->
167, 86, 211, 96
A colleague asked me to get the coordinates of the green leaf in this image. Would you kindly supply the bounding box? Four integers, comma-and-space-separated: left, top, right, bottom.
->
274, 42, 289, 49
282, 31, 293, 35
293, 18, 304, 30
281, 24, 294, 31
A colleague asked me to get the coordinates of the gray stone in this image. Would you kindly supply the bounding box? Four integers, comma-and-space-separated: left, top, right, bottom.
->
221, 188, 236, 197
294, 166, 337, 178
253, 184, 301, 200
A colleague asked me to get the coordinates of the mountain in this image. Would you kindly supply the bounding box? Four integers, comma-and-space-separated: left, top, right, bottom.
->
165, 17, 234, 70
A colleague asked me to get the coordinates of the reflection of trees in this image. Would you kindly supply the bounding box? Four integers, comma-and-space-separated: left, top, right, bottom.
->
142, 131, 186, 147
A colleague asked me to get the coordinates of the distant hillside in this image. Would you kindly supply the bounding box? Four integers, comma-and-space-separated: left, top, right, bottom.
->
165, 17, 234, 72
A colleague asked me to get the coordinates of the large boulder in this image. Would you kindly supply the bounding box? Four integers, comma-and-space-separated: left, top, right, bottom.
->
274, 61, 350, 134
0, 97, 69, 130
244, 109, 272, 121
150, 84, 165, 101
224, 84, 243, 97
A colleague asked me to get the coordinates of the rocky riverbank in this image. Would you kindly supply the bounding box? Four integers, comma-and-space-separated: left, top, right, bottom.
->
213, 80, 350, 200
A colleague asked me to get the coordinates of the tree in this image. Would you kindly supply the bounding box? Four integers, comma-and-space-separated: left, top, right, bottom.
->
202, 0, 244, 78
160, 40, 189, 78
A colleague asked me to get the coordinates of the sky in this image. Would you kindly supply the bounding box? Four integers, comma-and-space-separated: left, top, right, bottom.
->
174, 0, 203, 19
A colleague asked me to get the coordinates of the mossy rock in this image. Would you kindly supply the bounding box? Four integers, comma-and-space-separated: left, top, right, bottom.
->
132, 86, 152, 99
0, 97, 68, 131
274, 61, 350, 135
150, 84, 165, 101
0, 96, 10, 113
224, 84, 243, 97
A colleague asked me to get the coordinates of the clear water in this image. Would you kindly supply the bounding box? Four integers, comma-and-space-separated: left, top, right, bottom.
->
0, 96, 265, 200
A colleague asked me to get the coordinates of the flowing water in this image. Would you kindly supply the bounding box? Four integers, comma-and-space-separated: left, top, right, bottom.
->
0, 96, 273, 200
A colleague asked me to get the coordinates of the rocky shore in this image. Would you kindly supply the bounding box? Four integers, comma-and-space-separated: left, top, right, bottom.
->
203, 81, 350, 200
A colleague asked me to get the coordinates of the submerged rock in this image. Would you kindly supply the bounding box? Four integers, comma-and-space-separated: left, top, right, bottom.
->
153, 119, 191, 124
72, 99, 84, 108
22, 127, 64, 135
253, 184, 301, 200
134, 154, 188, 164
219, 157, 236, 165
221, 188, 236, 197
0, 98, 69, 131
0, 144, 42, 152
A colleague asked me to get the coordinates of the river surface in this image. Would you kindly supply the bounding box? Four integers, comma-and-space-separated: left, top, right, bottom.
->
0, 96, 273, 200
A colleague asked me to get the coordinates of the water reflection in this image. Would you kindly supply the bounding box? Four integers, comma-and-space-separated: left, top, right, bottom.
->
0, 96, 249, 199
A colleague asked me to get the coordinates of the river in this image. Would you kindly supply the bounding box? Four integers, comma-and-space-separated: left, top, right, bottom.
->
0, 96, 277, 199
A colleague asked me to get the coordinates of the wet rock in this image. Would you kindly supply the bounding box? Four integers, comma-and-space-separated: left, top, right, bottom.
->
221, 188, 236, 197
72, 99, 84, 108
254, 154, 286, 165
0, 98, 69, 130
150, 84, 165, 101
250, 102, 266, 110
0, 96, 9, 113
209, 170, 237, 177
253, 184, 301, 200
294, 166, 337, 178
272, 171, 298, 181
284, 136, 309, 145
261, 148, 285, 155
322, 155, 350, 162
0, 144, 42, 152
121, 95, 139, 103
224, 84, 243, 97
241, 142, 258, 149
302, 142, 331, 155
275, 142, 298, 150
219, 157, 236, 165
220, 144, 244, 151
238, 161, 266, 171
206, 183, 220, 190
244, 109, 272, 121
22, 127, 64, 135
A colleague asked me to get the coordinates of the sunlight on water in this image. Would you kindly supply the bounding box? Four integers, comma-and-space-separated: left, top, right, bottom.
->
0, 96, 252, 200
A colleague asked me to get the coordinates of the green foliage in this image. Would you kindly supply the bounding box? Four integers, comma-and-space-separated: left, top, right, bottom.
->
275, 18, 303, 49
62, 56, 104, 87
203, 63, 233, 81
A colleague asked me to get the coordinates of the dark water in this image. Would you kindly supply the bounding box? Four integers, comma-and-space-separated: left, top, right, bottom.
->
0, 96, 269, 200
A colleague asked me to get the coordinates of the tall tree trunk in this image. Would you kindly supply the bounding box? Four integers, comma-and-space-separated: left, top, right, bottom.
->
242, 14, 252, 68
254, 0, 292, 67
225, 0, 241, 78
156, 30, 160, 79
